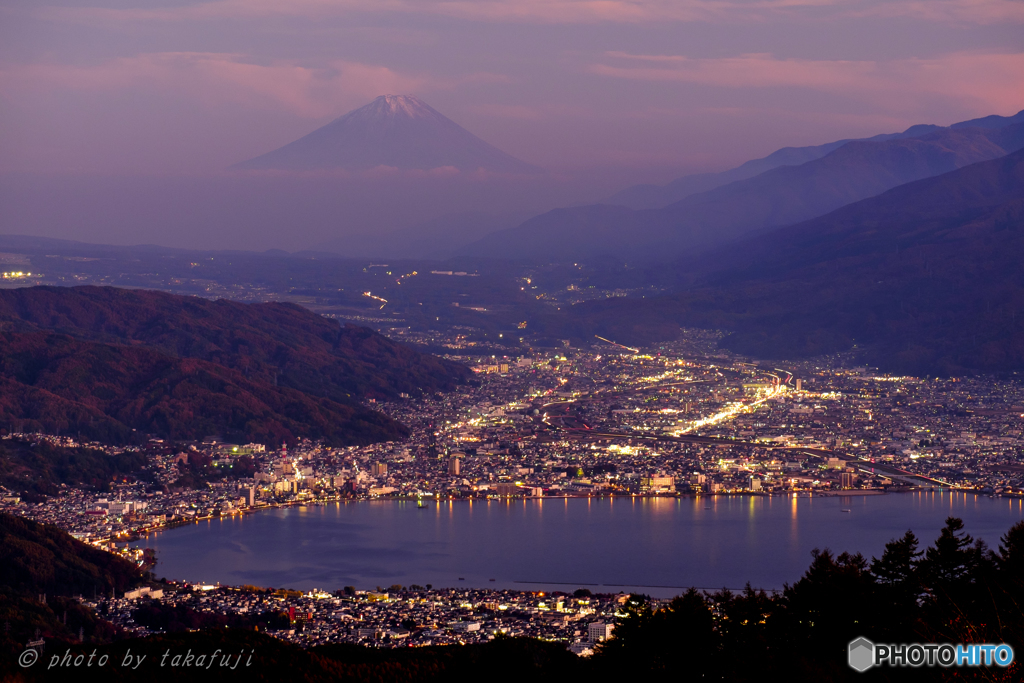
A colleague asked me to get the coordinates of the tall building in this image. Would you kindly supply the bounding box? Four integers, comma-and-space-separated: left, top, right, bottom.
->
98, 500, 147, 515
238, 485, 255, 506
493, 482, 519, 496
371, 462, 388, 476
640, 475, 675, 493
841, 471, 855, 489
795, 378, 803, 391
448, 456, 461, 476
588, 622, 614, 642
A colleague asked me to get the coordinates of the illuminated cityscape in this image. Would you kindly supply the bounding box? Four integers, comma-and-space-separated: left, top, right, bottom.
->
5, 329, 1021, 542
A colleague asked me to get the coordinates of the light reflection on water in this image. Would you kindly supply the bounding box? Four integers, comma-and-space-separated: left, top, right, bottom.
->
133, 492, 1024, 598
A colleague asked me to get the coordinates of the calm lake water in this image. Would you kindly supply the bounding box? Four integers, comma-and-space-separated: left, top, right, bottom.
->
133, 492, 1024, 598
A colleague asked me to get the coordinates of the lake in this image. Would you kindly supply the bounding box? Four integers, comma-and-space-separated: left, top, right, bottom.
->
132, 492, 1024, 598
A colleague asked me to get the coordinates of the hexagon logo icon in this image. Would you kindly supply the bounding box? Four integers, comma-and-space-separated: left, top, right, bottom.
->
848, 637, 874, 672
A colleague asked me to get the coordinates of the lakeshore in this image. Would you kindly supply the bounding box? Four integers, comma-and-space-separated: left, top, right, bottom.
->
122, 486, 953, 543
132, 491, 1024, 598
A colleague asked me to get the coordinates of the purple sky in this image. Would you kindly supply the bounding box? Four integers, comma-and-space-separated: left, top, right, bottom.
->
3, 0, 1023, 179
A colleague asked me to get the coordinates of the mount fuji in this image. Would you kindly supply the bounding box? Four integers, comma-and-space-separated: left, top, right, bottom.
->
233, 95, 540, 174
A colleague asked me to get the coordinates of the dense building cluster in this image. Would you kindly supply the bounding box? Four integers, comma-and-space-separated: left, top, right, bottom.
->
96, 585, 625, 653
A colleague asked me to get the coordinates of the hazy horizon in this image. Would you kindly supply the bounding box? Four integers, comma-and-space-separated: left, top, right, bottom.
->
2, 0, 1023, 252
6, 0, 1024, 172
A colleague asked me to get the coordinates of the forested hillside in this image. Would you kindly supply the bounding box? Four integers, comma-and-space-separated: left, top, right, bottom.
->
0, 286, 471, 445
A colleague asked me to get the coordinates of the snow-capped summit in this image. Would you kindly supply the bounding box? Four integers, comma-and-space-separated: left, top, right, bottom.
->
361, 94, 434, 119
232, 95, 540, 174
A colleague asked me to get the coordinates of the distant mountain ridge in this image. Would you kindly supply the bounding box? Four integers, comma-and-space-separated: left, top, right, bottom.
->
609, 109, 1024, 209
555, 147, 1024, 375
233, 94, 540, 174
463, 119, 1024, 263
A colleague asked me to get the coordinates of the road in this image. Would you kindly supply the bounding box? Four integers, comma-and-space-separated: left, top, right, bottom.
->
535, 385, 949, 488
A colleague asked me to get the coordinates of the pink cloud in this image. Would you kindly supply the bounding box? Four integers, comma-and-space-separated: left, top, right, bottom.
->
32, 0, 710, 25
855, 0, 1024, 24
592, 51, 1024, 115
29, 0, 1024, 26
0, 53, 428, 119
0, 52, 511, 121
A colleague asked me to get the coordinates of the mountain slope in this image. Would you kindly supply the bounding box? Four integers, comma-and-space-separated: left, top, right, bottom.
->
607, 124, 940, 210
610, 109, 1024, 209
0, 286, 471, 404
0, 513, 142, 597
556, 147, 1024, 375
0, 437, 149, 498
0, 330, 409, 446
0, 513, 148, 651
233, 95, 540, 174
0, 286, 471, 445
464, 123, 1024, 263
